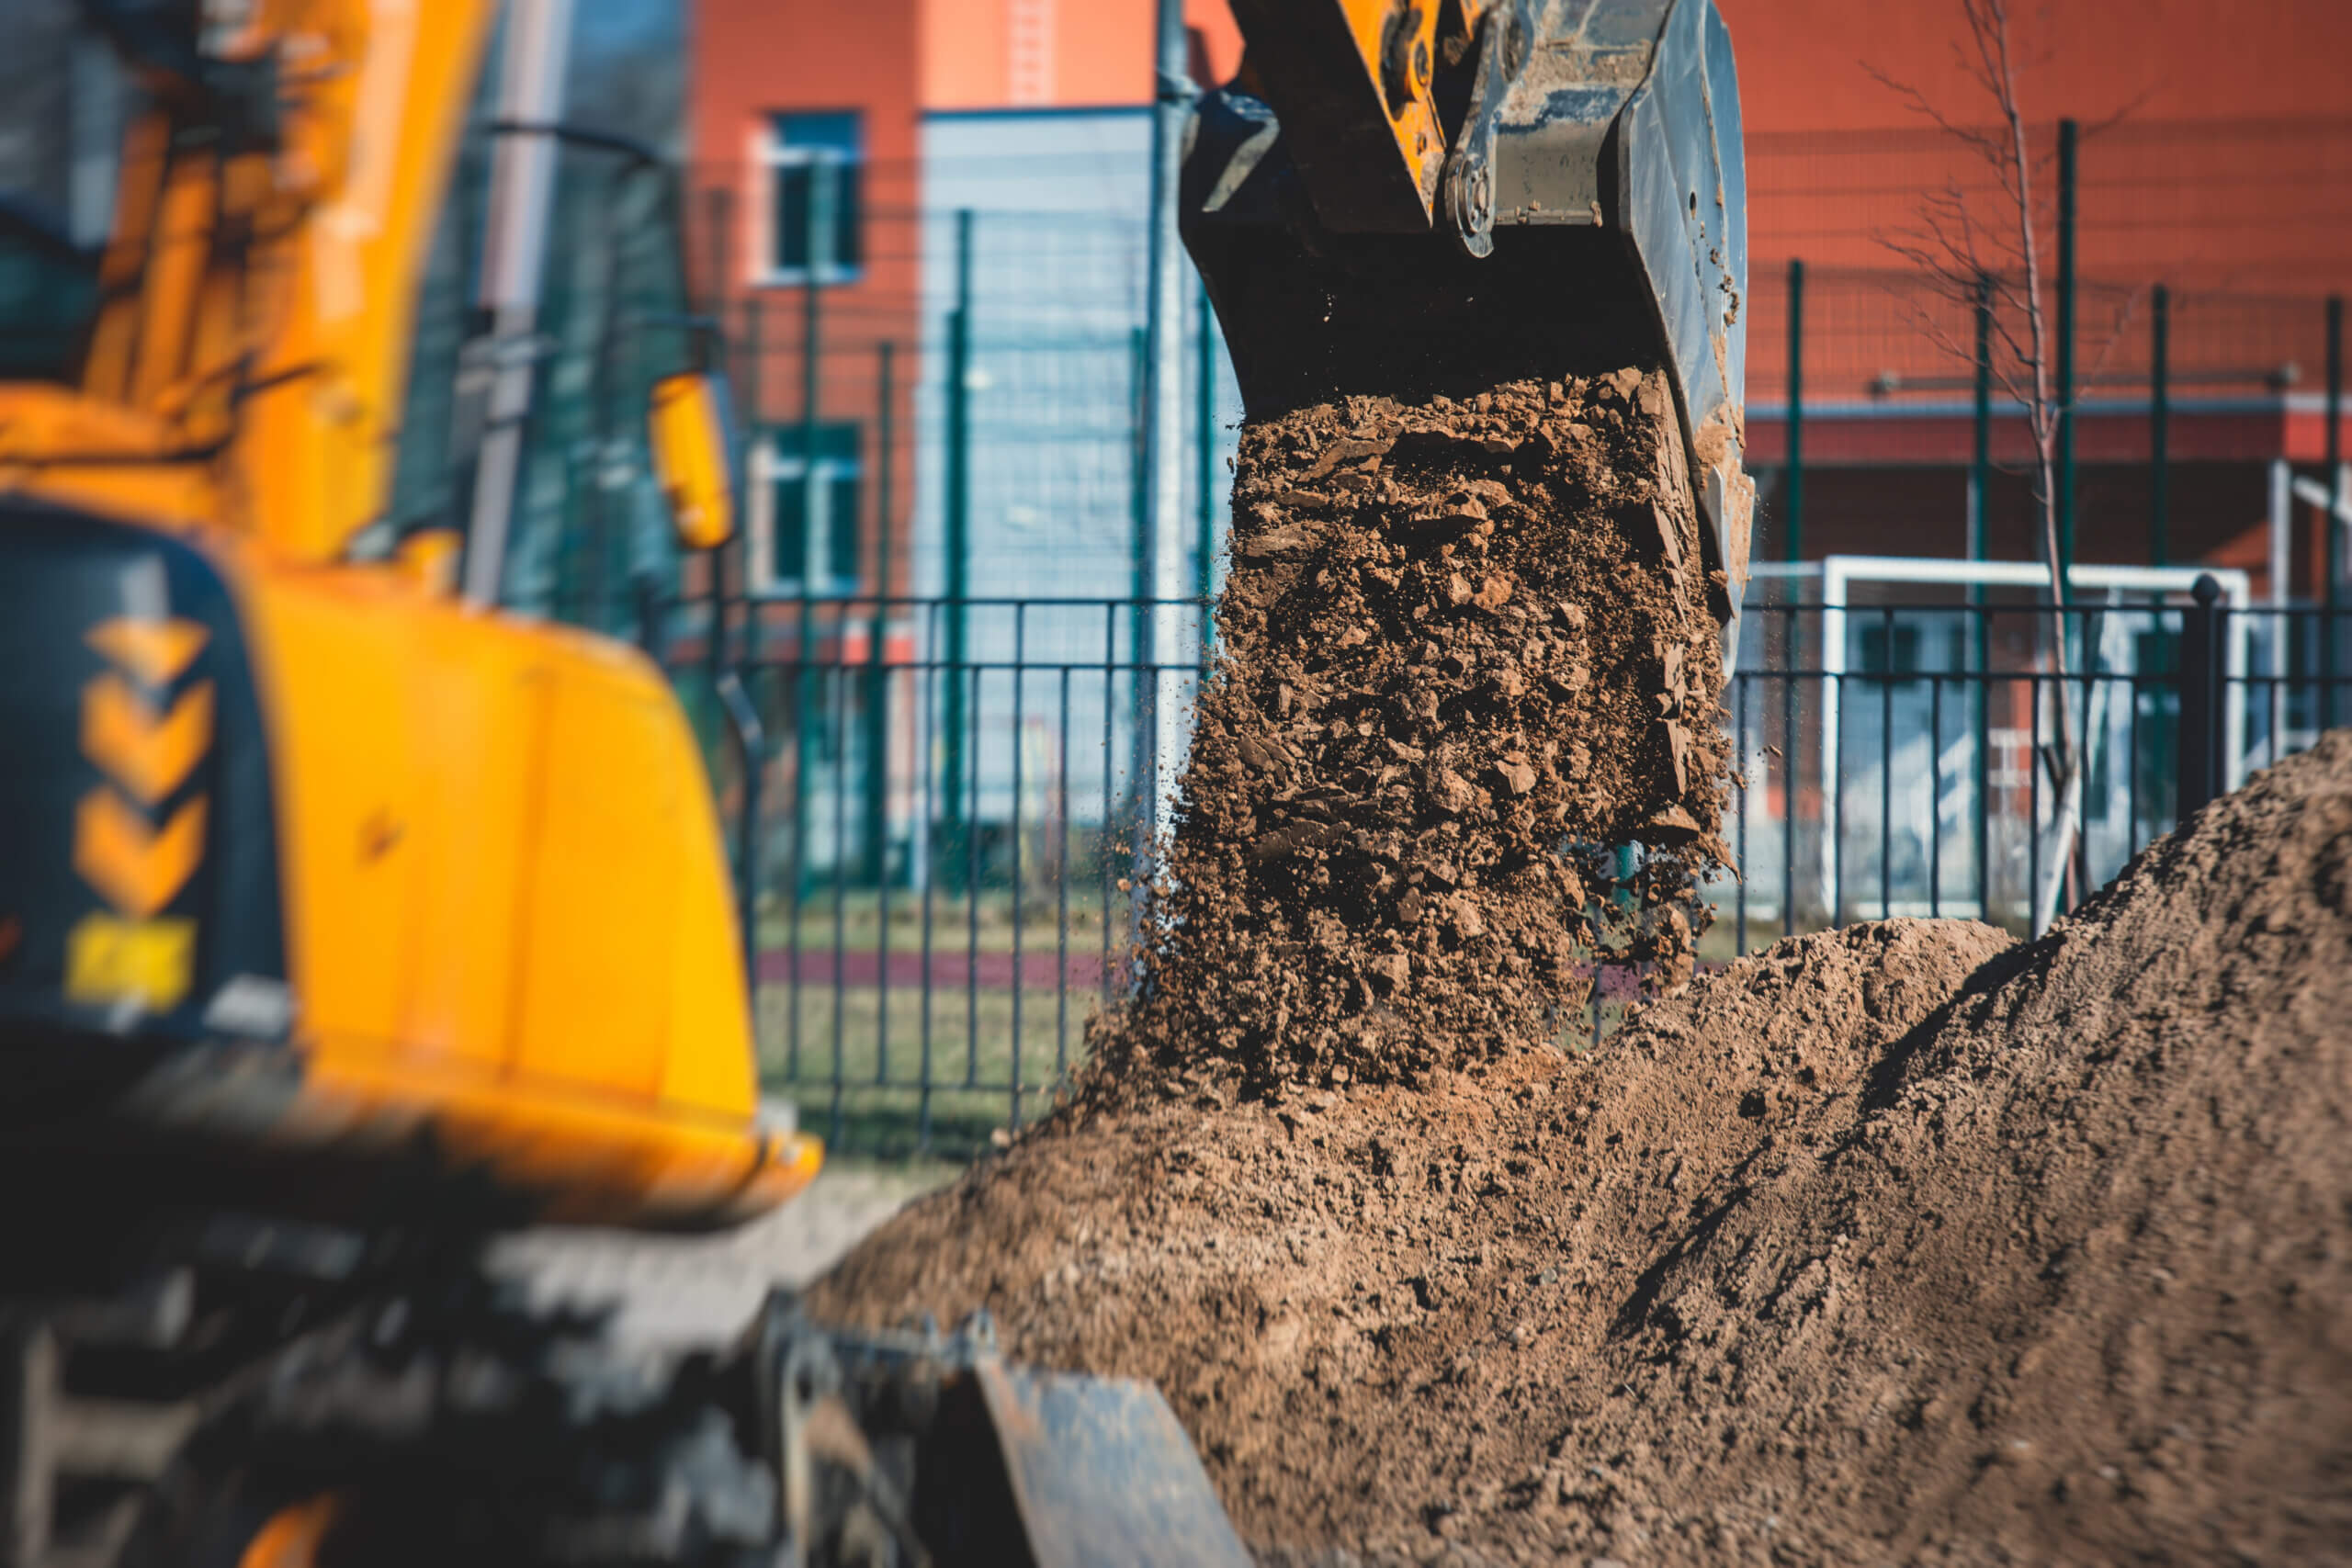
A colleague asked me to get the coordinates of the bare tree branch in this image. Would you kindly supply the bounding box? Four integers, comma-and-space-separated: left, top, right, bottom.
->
1864, 0, 2128, 926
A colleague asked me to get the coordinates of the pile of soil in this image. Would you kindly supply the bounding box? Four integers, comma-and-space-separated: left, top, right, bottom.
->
1091, 371, 1730, 1094
813, 735, 2352, 1563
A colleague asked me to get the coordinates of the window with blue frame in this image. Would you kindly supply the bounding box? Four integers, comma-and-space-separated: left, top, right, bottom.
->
760, 110, 862, 284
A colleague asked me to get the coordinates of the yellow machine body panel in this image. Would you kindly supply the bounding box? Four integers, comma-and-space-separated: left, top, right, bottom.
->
237, 538, 808, 1224
0, 0, 818, 1229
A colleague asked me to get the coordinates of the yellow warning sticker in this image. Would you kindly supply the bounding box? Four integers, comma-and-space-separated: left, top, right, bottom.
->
64, 913, 197, 1012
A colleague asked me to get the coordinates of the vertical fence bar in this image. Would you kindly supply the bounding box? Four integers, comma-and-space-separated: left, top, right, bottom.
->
2325, 295, 2343, 729
1057, 663, 1072, 1076
743, 298, 765, 672
2150, 284, 2170, 568
1785, 258, 1805, 564
789, 592, 812, 1088
2028, 657, 2042, 934
2177, 573, 2224, 820
801, 276, 820, 570
1126, 327, 1153, 900
1879, 606, 1894, 921
965, 660, 982, 1089
1142, 0, 1193, 852
876, 625, 891, 1089
719, 670, 763, 1041
867, 344, 895, 1095
1781, 604, 1797, 938
1010, 604, 1027, 1128
1975, 614, 1992, 923
1101, 602, 1117, 1005
864, 342, 896, 886
2126, 605, 2143, 846
1972, 276, 1992, 919
1830, 633, 1843, 924
830, 661, 850, 1147
1735, 671, 1748, 951
1970, 272, 1992, 567
918, 602, 938, 1152
2072, 605, 2093, 914
2055, 117, 2078, 588
1929, 669, 1943, 916
942, 212, 974, 877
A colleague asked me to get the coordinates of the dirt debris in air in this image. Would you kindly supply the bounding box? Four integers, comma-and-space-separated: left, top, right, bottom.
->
1091, 368, 1732, 1096
816, 737, 2352, 1564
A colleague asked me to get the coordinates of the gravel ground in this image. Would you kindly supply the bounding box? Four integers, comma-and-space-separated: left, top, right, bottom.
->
492, 1161, 957, 1348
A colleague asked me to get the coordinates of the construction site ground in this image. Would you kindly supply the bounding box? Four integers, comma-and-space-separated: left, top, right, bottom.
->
523, 370, 2351, 1564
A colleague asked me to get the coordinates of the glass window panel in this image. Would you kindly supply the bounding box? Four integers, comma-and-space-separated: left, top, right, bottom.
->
831, 160, 863, 272
776, 111, 860, 153
775, 164, 811, 273
773, 472, 809, 582
827, 468, 862, 586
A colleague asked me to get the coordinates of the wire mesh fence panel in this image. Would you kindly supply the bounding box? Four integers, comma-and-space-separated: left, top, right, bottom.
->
677, 595, 1202, 1156
672, 587, 2349, 1154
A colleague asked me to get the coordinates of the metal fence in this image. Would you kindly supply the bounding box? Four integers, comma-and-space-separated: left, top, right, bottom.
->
1723, 571, 2344, 945
666, 592, 1207, 1156
668, 577, 2351, 1158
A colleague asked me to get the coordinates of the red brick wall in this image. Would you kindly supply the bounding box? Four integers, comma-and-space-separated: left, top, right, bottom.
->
689, 0, 925, 599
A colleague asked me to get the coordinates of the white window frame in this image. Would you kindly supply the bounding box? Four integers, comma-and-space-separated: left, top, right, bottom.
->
752, 116, 862, 288
749, 437, 862, 598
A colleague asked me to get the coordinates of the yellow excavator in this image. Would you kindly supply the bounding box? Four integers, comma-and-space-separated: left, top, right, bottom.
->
0, 0, 1742, 1562
0, 2, 1243, 1563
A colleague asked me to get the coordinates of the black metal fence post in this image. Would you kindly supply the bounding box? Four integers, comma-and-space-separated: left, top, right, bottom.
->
1785, 257, 1805, 564
941, 211, 975, 883
2151, 283, 2169, 568
863, 341, 897, 887
2324, 294, 2343, 728
2177, 573, 2225, 821
2055, 118, 2078, 590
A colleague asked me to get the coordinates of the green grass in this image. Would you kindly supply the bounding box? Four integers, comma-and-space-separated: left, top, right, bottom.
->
757, 979, 1103, 1157
754, 886, 1141, 956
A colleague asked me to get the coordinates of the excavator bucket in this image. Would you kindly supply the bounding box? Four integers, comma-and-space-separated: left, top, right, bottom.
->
916, 1360, 1254, 1568
1184, 0, 1752, 636
761, 1297, 1250, 1568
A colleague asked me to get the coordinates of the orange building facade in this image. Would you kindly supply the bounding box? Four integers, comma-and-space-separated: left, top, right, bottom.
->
1716, 0, 2352, 588
684, 0, 1238, 621
693, 0, 2352, 596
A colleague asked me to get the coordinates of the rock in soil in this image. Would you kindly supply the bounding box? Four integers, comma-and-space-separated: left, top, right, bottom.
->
815, 735, 2352, 1564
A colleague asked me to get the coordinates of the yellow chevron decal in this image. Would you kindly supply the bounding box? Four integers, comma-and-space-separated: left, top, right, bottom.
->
82, 673, 214, 804
86, 617, 209, 686
73, 788, 208, 918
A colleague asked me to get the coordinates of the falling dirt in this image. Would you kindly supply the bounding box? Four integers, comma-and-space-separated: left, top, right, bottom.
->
1089, 370, 1731, 1096
815, 734, 2352, 1564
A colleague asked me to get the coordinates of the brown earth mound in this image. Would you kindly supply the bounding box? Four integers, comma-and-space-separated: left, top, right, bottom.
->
1090, 370, 1729, 1095
814, 736, 2352, 1564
